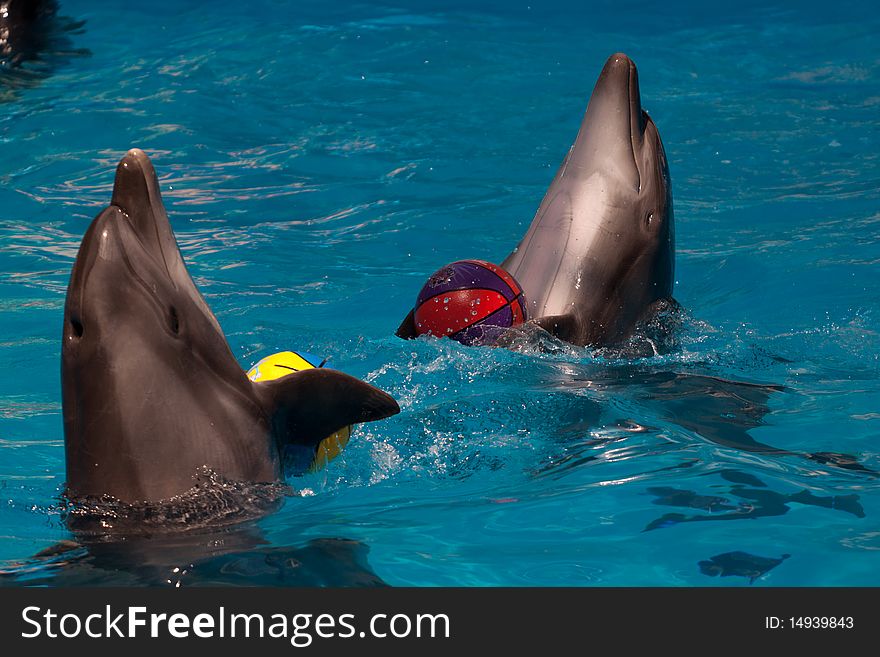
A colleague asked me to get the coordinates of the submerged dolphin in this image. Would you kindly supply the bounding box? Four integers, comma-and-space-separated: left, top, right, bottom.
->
501, 52, 674, 346
396, 52, 673, 347
62, 149, 400, 504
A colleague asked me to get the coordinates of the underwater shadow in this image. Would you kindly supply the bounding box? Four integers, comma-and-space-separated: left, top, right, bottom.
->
0, 475, 387, 587
697, 551, 790, 584
538, 366, 877, 478
643, 468, 866, 532
0, 522, 387, 587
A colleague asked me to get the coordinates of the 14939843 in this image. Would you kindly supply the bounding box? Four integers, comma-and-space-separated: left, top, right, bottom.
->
765, 617, 855, 630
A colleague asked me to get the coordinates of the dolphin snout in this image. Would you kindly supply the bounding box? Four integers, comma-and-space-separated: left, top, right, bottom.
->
108, 148, 177, 278
594, 52, 643, 132
593, 53, 636, 96
566, 52, 645, 188
111, 148, 154, 218
603, 52, 635, 77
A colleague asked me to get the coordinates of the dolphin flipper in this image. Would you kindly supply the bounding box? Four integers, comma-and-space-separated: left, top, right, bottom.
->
257, 369, 400, 449
396, 309, 418, 339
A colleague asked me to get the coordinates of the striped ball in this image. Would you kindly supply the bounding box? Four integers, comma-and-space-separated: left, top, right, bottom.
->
413, 259, 527, 346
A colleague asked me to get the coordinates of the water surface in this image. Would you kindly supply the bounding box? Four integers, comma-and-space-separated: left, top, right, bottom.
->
1, 0, 878, 586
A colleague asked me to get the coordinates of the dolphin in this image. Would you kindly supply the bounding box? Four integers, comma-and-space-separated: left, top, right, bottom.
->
501, 52, 674, 346
0, 0, 59, 68
1, 0, 88, 99
62, 149, 400, 504
396, 52, 674, 347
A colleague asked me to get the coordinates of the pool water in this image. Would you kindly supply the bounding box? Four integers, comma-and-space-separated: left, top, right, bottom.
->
1, 0, 878, 586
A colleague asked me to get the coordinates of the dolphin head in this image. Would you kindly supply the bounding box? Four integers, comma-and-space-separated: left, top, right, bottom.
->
62, 149, 241, 390
568, 52, 674, 255
503, 52, 675, 346
62, 150, 399, 504
62, 150, 270, 501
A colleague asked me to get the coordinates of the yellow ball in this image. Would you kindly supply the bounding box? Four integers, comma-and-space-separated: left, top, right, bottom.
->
247, 350, 351, 473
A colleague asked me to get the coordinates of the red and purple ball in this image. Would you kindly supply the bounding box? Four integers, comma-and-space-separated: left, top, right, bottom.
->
413, 259, 527, 346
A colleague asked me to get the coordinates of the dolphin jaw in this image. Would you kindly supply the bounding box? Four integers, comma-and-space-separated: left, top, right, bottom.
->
566, 52, 651, 197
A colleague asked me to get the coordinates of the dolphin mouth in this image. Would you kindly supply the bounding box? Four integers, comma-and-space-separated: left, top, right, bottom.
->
615, 53, 645, 191
110, 148, 176, 281
582, 52, 646, 192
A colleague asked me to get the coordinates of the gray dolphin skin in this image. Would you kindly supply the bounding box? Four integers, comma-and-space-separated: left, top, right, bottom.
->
500, 52, 674, 346
62, 149, 400, 504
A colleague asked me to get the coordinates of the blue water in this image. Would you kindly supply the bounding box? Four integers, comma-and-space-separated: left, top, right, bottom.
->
1, 0, 879, 586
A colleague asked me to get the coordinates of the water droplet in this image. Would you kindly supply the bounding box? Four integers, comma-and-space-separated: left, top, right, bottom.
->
443, 297, 450, 303
471, 310, 478, 316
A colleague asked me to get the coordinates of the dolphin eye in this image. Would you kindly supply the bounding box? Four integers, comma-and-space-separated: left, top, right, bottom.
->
168, 306, 180, 335
70, 317, 84, 338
